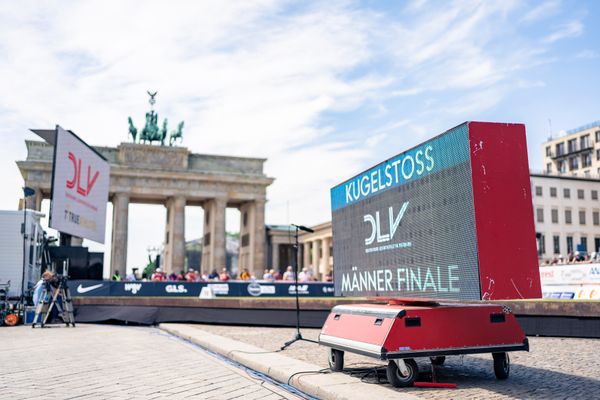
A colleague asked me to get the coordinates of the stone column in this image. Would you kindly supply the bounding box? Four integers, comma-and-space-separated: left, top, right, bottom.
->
303, 241, 311, 270
252, 199, 266, 275
202, 197, 227, 272
320, 237, 330, 279
271, 242, 279, 272
312, 240, 321, 275
110, 192, 129, 278
164, 196, 186, 275
237, 199, 266, 277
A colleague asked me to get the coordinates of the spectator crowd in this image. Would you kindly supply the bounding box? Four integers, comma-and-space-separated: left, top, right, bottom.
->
112, 265, 334, 283
542, 251, 600, 266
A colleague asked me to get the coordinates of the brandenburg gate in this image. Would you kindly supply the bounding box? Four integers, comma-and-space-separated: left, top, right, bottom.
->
17, 140, 274, 277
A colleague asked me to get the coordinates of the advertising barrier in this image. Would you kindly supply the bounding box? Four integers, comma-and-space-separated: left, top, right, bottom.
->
70, 280, 335, 298
540, 264, 600, 300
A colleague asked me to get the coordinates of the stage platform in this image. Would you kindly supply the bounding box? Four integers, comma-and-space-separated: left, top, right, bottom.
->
72, 296, 600, 338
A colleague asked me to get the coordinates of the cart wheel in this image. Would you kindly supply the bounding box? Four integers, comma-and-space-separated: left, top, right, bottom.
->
328, 349, 344, 372
387, 359, 418, 388
493, 352, 510, 380
430, 356, 446, 366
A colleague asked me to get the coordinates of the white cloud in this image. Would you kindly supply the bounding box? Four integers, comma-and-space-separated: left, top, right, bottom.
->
521, 0, 561, 23
543, 20, 583, 43
0, 0, 589, 271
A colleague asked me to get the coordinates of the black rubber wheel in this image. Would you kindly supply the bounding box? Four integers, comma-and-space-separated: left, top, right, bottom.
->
386, 359, 418, 388
430, 356, 446, 366
328, 349, 344, 372
493, 352, 510, 380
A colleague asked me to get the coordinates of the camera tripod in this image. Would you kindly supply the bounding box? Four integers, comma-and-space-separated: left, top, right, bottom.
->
32, 277, 75, 328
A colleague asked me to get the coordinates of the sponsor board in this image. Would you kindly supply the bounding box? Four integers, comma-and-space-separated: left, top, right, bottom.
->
539, 264, 600, 285
69, 280, 335, 297
50, 126, 109, 243
165, 284, 188, 294
124, 283, 142, 294
542, 284, 600, 300
208, 284, 230, 295
247, 282, 276, 296
288, 284, 310, 295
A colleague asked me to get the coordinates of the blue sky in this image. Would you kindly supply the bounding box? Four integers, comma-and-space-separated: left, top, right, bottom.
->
1, 0, 599, 272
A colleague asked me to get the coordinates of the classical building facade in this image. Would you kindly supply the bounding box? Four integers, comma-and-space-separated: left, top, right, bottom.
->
17, 140, 273, 277
531, 173, 600, 261
542, 120, 600, 178
265, 222, 333, 280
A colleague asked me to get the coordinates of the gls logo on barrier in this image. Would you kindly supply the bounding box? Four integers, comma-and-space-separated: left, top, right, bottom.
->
364, 202, 409, 245
66, 151, 100, 196
165, 284, 188, 294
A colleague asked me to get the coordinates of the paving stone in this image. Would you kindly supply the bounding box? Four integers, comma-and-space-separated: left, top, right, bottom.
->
189, 323, 600, 400
0, 324, 300, 399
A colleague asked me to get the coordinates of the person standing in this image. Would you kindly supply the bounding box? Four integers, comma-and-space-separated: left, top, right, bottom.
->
112, 271, 122, 281
283, 266, 295, 281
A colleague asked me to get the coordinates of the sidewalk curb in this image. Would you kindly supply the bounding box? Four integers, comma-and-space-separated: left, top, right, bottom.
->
159, 323, 418, 400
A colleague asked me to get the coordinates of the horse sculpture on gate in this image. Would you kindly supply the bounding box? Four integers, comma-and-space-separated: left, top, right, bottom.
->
128, 117, 137, 142
128, 92, 185, 146
169, 121, 184, 146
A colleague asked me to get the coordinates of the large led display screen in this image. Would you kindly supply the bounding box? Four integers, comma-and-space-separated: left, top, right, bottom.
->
331, 124, 481, 299
50, 126, 110, 243
331, 122, 543, 300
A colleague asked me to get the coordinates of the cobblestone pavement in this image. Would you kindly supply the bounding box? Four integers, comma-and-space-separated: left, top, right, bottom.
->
193, 324, 600, 400
0, 324, 304, 400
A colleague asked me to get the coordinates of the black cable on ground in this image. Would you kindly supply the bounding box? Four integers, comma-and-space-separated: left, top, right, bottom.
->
287, 368, 332, 385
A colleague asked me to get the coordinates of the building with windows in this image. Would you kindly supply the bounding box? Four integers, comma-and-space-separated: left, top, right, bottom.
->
531, 173, 600, 261
542, 120, 600, 178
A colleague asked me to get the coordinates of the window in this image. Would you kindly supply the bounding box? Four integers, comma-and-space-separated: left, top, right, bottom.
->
579, 210, 586, 225
592, 190, 598, 200
537, 234, 545, 256
569, 157, 578, 170
550, 187, 557, 197
597, 149, 600, 161
546, 146, 551, 156
565, 209, 572, 224
578, 189, 584, 199
553, 235, 560, 255
536, 208, 544, 223
580, 134, 591, 149
568, 138, 578, 153
593, 211, 599, 226
563, 188, 570, 198
580, 237, 588, 252
546, 163, 552, 173
558, 160, 566, 173
595, 237, 600, 253
556, 142, 565, 156
596, 130, 600, 142
535, 186, 542, 196
567, 236, 573, 253
582, 152, 592, 167
551, 209, 559, 223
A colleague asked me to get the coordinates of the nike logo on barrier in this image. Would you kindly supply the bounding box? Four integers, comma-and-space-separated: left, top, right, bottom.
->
77, 284, 104, 294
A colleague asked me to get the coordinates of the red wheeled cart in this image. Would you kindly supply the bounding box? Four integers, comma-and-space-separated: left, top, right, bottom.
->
319, 300, 528, 387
